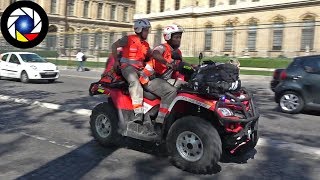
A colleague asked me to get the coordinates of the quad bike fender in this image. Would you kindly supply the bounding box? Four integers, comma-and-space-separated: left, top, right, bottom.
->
168, 93, 217, 112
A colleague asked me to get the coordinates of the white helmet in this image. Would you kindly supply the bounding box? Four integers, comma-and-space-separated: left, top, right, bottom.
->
134, 19, 151, 33
163, 24, 184, 41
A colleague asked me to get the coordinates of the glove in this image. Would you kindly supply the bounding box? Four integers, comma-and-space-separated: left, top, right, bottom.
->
167, 62, 178, 70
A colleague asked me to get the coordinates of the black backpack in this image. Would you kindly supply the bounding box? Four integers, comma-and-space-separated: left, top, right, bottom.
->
190, 63, 240, 94
82, 55, 87, 61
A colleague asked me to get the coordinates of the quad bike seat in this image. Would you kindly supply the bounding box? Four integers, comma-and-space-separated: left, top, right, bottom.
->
105, 80, 159, 101
143, 89, 158, 101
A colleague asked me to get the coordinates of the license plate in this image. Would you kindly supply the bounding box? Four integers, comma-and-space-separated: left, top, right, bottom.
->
45, 72, 55, 75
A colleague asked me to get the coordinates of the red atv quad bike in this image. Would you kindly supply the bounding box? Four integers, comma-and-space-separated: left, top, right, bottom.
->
89, 54, 260, 174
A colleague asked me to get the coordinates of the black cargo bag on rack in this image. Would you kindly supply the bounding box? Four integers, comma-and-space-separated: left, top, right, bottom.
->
190, 63, 241, 94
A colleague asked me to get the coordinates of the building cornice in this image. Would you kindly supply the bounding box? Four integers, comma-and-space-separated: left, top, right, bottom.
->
48, 15, 132, 28
134, 0, 320, 20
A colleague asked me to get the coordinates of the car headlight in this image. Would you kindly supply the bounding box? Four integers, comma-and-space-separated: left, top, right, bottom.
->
218, 108, 234, 117
30, 65, 37, 70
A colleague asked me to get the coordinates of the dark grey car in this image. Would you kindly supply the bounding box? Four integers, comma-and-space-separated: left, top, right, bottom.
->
274, 55, 320, 113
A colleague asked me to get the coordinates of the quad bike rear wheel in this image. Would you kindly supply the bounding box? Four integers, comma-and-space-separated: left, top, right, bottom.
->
166, 116, 222, 174
90, 102, 122, 147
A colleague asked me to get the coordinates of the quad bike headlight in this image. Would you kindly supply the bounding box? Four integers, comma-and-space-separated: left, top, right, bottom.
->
218, 108, 234, 117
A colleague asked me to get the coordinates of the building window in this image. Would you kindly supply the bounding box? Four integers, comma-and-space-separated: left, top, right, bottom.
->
247, 21, 257, 51
154, 28, 162, 47
224, 23, 233, 51
67, 0, 74, 16
175, 0, 180, 10
301, 16, 315, 51
147, 0, 151, 14
204, 25, 212, 51
46, 25, 57, 50
83, 1, 89, 18
81, 30, 89, 49
160, 0, 165, 12
94, 31, 103, 49
123, 7, 128, 22
272, 20, 284, 51
65, 28, 75, 48
97, 3, 103, 19
209, 0, 216, 7
51, 0, 57, 14
109, 32, 114, 50
229, 0, 237, 5
110, 5, 116, 20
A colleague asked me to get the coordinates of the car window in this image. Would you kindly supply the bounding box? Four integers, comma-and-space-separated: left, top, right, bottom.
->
20, 54, 46, 63
1, 54, 8, 61
8, 54, 20, 64
302, 57, 320, 74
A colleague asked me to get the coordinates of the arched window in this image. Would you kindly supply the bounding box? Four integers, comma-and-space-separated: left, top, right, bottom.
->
109, 32, 115, 50
272, 16, 285, 50
247, 19, 258, 51
94, 30, 103, 49
301, 15, 315, 50
224, 22, 234, 51
204, 25, 213, 51
46, 25, 57, 50
81, 29, 90, 49
65, 27, 75, 48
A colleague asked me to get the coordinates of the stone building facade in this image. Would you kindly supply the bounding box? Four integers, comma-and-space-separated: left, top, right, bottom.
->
0, 0, 135, 55
134, 0, 320, 58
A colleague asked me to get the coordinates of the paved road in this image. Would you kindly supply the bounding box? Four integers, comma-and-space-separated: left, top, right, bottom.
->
0, 70, 320, 179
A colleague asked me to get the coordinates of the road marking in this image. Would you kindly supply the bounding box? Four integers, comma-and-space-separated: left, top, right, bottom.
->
20, 132, 76, 149
1, 94, 320, 157
62, 74, 98, 80
0, 95, 91, 116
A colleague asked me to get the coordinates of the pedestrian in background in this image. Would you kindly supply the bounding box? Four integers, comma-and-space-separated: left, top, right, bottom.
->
76, 49, 86, 72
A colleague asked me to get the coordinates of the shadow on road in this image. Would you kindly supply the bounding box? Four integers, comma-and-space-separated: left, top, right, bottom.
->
16, 140, 117, 180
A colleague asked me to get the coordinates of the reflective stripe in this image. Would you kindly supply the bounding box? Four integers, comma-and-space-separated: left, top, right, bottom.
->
120, 57, 144, 66
139, 74, 149, 85
145, 64, 154, 72
159, 107, 169, 114
142, 69, 153, 77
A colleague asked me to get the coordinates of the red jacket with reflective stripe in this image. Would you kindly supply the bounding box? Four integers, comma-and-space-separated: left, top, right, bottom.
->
121, 35, 150, 68
139, 43, 182, 84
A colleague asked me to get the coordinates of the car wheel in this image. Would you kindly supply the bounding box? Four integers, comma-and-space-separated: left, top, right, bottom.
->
279, 91, 304, 114
166, 116, 222, 174
20, 71, 30, 83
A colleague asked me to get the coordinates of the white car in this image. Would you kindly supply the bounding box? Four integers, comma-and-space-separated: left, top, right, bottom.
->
0, 52, 59, 83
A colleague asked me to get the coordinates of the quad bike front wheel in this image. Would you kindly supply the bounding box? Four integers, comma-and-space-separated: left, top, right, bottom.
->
166, 116, 222, 174
90, 102, 122, 147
